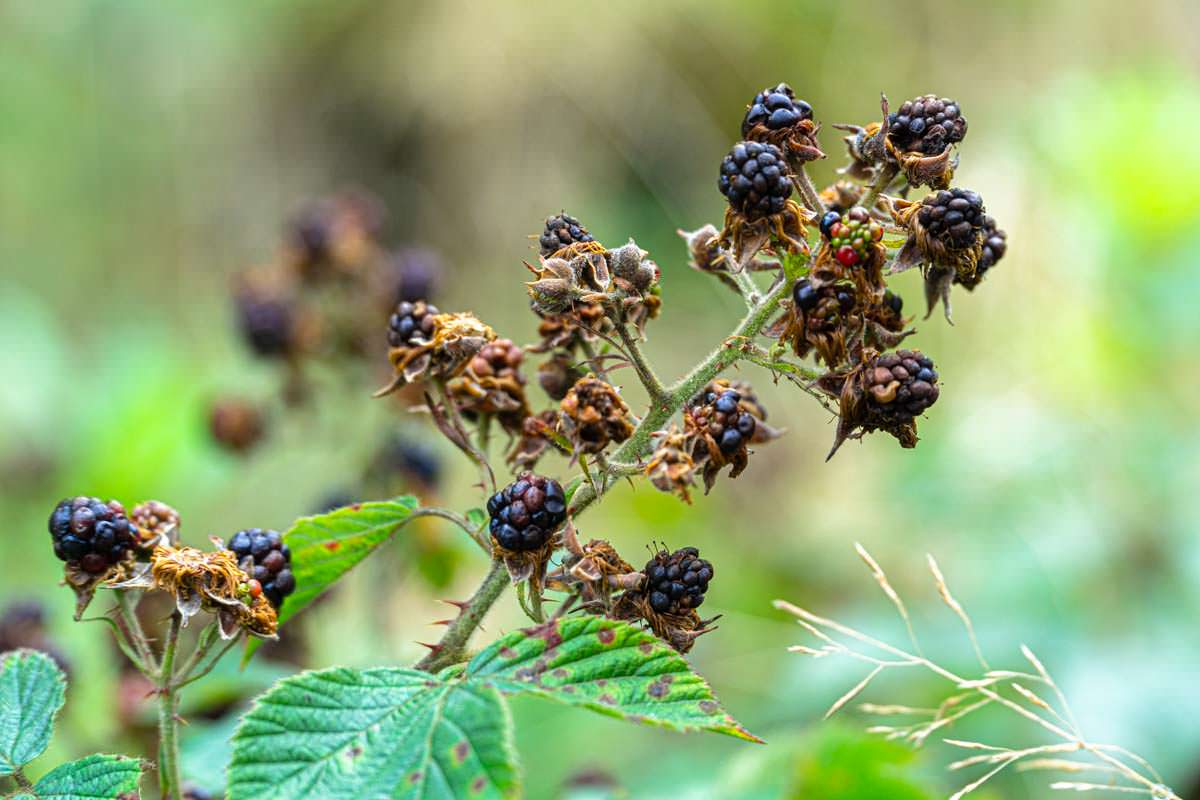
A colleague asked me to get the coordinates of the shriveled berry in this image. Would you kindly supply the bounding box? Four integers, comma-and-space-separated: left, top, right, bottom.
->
887, 94, 967, 156
539, 212, 594, 256
741, 83, 813, 137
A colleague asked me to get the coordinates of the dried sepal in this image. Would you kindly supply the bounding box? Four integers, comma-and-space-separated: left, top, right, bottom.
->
644, 426, 698, 504
150, 544, 278, 639
719, 199, 813, 272
890, 196, 985, 281
447, 338, 530, 433
683, 379, 779, 492
610, 591, 719, 655
559, 377, 634, 455
506, 410, 567, 469
776, 278, 861, 368
130, 500, 181, 549
376, 311, 496, 396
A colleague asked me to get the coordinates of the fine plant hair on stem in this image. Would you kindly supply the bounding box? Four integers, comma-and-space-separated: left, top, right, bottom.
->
774, 546, 1182, 800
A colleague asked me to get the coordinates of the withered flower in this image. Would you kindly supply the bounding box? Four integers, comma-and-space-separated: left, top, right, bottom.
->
529, 301, 611, 354
683, 379, 779, 492
376, 306, 496, 395
538, 212, 596, 258
863, 289, 915, 351
143, 544, 278, 639
546, 523, 641, 614
818, 348, 940, 459
559, 377, 634, 455
741, 83, 825, 164
448, 338, 530, 433
607, 240, 659, 294
892, 189, 991, 322
644, 426, 697, 504
537, 352, 585, 401
506, 409, 566, 469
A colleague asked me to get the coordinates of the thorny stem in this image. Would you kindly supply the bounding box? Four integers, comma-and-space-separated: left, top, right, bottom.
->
157, 611, 184, 800
10, 768, 33, 791
415, 558, 508, 673
116, 589, 155, 669
613, 322, 667, 404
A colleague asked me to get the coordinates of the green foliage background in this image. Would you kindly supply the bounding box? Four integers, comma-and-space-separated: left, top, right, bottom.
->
2, 1, 1198, 797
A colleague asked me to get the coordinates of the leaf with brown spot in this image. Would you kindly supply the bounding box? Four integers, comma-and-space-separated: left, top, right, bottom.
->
466, 617, 762, 743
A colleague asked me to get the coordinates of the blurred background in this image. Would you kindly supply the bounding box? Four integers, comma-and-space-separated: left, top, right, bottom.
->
2, 1, 1199, 797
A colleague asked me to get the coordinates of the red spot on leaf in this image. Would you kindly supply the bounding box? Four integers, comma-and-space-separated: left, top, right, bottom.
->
599, 693, 617, 705
323, 541, 341, 552
699, 700, 719, 715
639, 642, 654, 654
351, 503, 363, 511
472, 777, 486, 793
499, 647, 518, 659
530, 620, 563, 649
552, 668, 569, 679
409, 771, 423, 784
597, 628, 616, 645
454, 741, 470, 763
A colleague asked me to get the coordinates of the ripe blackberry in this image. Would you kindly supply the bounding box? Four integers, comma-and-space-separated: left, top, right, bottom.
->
887, 94, 967, 156
227, 528, 295, 609
487, 473, 567, 552
539, 213, 594, 257
48, 497, 137, 574
977, 217, 1008, 275
236, 293, 294, 358
387, 300, 439, 349
644, 547, 713, 614
741, 83, 813, 137
691, 385, 758, 455
917, 189, 987, 249
824, 206, 884, 267
718, 141, 793, 219
865, 350, 940, 422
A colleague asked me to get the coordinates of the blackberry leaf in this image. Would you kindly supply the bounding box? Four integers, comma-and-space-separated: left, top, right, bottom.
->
228, 667, 519, 800
28, 754, 143, 800
465, 617, 762, 743
0, 649, 66, 774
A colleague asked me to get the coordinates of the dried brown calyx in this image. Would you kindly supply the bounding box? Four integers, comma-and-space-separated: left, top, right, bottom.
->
559, 377, 634, 455
144, 545, 278, 639
506, 410, 566, 470
645, 425, 698, 504
130, 500, 181, 548
775, 278, 861, 368
611, 545, 720, 654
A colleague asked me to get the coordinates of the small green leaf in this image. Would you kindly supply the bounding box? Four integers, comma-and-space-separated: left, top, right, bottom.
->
465, 508, 487, 531
30, 754, 143, 799
0, 649, 66, 774
466, 617, 762, 743
228, 667, 519, 800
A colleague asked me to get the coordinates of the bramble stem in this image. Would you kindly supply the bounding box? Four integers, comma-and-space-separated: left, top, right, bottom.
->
415, 558, 508, 672
792, 170, 825, 215
11, 768, 33, 790
157, 612, 184, 800
116, 589, 155, 669
732, 270, 759, 306
175, 635, 241, 690
862, 163, 899, 210
578, 337, 610, 383
614, 322, 667, 403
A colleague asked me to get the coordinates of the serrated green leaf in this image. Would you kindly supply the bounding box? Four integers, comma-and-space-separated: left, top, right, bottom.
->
244, 497, 419, 663
0, 649, 66, 774
465, 617, 762, 743
228, 667, 519, 800
30, 754, 143, 799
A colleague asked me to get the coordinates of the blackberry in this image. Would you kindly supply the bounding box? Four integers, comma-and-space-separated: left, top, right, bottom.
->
131, 500, 180, 544
236, 293, 294, 358
718, 141, 793, 219
227, 528, 295, 609
818, 210, 841, 239
691, 386, 758, 455
386, 300, 440, 349
887, 94, 967, 156
741, 83, 813, 137
917, 189, 987, 249
788, 278, 858, 365
539, 213, 594, 257
486, 473, 567, 552
824, 206, 883, 267
793, 277, 820, 312
48, 497, 137, 574
865, 350, 940, 422
977, 217, 1008, 275
644, 547, 713, 614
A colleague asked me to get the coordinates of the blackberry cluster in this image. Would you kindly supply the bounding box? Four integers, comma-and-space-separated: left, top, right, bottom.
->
887, 94, 967, 156
718, 141, 793, 219
644, 547, 713, 614
793, 278, 856, 320
237, 294, 294, 358
692, 386, 758, 455
741, 83, 813, 137
387, 300, 439, 349
870, 288, 906, 331
487, 473, 567, 552
539, 213, 594, 257
865, 350, 940, 422
227, 529, 295, 609
48, 497, 137, 574
822, 206, 883, 267
977, 218, 1008, 275
917, 189, 986, 249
